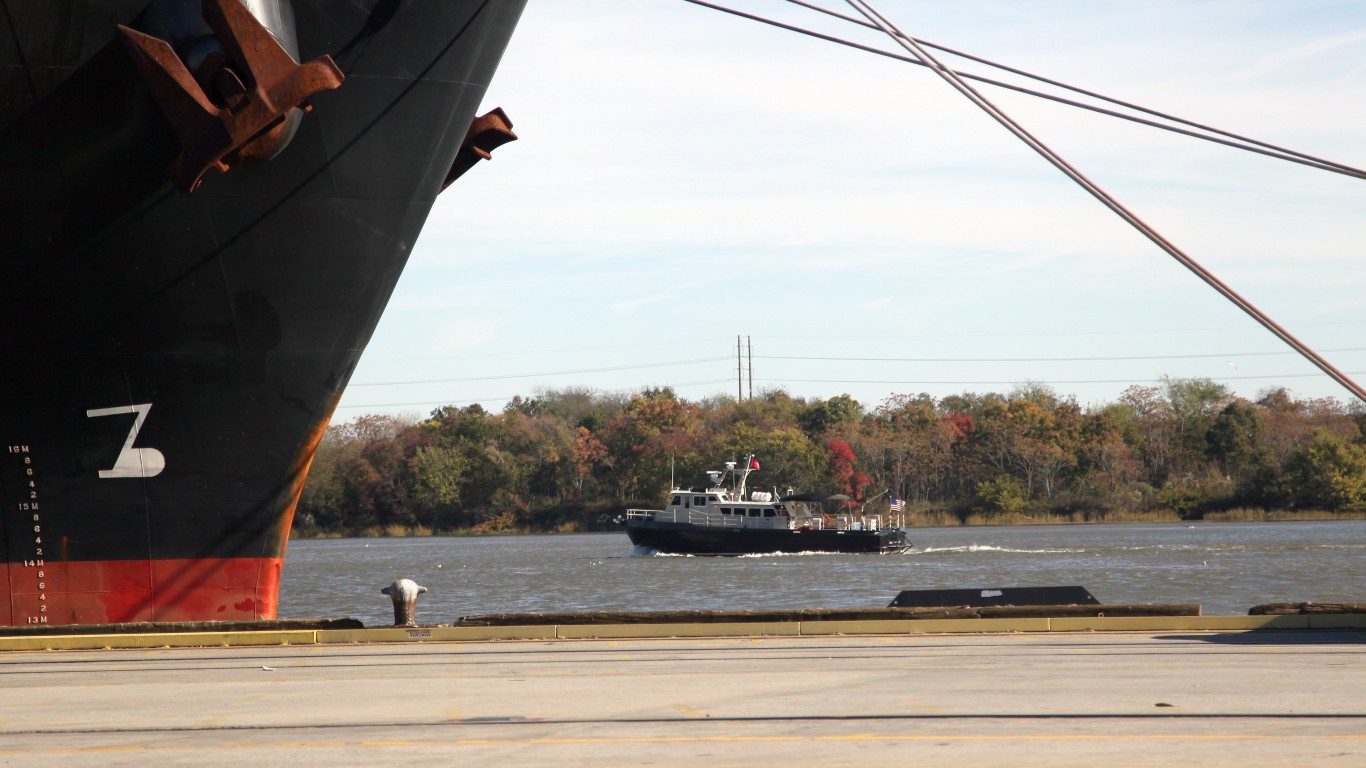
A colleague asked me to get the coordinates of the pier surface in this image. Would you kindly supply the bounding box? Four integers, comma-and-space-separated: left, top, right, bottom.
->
1, 629, 1362, 766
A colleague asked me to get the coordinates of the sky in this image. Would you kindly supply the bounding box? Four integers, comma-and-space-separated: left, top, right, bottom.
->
335, 0, 1366, 421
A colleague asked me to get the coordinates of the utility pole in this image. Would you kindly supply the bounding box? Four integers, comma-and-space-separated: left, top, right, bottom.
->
747, 336, 753, 401
736, 335, 742, 401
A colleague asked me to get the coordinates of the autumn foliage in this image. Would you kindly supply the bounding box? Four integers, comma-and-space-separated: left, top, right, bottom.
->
295, 380, 1366, 535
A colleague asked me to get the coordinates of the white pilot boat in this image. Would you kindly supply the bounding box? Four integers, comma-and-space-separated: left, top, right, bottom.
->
621, 455, 911, 555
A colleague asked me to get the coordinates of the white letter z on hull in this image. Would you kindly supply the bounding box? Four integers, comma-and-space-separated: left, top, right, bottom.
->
86, 403, 166, 479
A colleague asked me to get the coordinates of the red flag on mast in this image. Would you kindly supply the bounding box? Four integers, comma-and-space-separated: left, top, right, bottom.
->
750, 457, 761, 471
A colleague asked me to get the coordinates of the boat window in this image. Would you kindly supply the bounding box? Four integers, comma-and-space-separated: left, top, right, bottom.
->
694, 496, 707, 506
708, 495, 720, 503
720, 508, 731, 515
747, 509, 760, 517
763, 509, 775, 517
671, 496, 681, 506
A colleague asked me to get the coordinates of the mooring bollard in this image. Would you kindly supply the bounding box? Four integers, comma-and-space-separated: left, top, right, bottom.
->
381, 578, 428, 626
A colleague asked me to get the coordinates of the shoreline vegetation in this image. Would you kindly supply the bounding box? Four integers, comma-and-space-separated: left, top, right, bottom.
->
294, 507, 1366, 540
297, 379, 1366, 539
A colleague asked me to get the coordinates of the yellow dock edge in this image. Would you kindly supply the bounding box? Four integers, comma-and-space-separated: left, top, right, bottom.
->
1, 613, 1362, 651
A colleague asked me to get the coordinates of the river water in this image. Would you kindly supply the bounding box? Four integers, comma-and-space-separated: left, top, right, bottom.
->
277, 520, 1366, 626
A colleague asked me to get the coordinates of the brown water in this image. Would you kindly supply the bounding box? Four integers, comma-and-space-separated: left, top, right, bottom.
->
278, 520, 1366, 626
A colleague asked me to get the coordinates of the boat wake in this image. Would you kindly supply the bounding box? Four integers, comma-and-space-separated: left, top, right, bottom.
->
630, 547, 908, 558
918, 544, 1086, 555
735, 550, 840, 558
626, 546, 807, 558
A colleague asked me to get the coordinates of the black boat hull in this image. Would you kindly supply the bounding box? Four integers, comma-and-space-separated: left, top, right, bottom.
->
625, 521, 911, 556
0, 0, 526, 626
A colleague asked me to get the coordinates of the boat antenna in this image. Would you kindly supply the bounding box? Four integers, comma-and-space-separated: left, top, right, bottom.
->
842, 0, 1366, 405
862, 488, 888, 514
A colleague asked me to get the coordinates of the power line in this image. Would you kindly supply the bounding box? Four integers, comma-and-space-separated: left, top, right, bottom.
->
678, 0, 1366, 180
337, 378, 737, 410
840, 0, 1366, 404
353, 323, 1366, 381
757, 320, 1366, 341
757, 347, 1366, 364
349, 356, 731, 387
762, 370, 1366, 387
777, 0, 1364, 178
343, 342, 1366, 393
362, 336, 724, 363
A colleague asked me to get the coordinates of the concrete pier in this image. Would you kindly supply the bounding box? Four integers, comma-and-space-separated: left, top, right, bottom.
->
1, 628, 1362, 766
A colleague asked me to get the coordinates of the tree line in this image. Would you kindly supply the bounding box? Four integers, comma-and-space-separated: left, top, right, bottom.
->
295, 379, 1366, 535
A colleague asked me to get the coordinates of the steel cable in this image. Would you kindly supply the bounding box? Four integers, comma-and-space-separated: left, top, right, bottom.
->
679, 0, 1366, 181
840, 0, 1366, 403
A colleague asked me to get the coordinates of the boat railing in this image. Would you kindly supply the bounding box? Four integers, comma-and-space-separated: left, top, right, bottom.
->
788, 510, 906, 531
624, 508, 744, 527
626, 505, 906, 531
690, 510, 744, 527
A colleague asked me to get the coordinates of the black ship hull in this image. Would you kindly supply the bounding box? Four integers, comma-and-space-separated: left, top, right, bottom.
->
0, 0, 526, 626
625, 521, 912, 556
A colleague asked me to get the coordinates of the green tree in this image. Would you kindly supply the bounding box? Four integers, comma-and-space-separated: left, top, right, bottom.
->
1283, 428, 1366, 511
715, 424, 825, 497
797, 394, 861, 437
1163, 376, 1231, 473
296, 431, 351, 531
976, 474, 1027, 516
410, 444, 468, 529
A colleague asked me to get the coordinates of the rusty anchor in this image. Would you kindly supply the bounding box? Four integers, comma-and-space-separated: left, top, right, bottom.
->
117, 0, 344, 192
442, 107, 518, 190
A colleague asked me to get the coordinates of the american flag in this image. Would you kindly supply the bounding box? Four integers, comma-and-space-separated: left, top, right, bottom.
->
889, 496, 905, 512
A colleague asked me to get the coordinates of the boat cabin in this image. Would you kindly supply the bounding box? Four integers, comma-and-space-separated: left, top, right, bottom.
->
623, 455, 899, 532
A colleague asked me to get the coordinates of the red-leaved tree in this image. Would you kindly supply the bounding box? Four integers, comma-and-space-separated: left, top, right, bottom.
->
826, 438, 871, 499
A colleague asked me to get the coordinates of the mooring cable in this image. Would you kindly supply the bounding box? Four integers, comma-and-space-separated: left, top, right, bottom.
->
840, 0, 1366, 404
679, 0, 1366, 181
782, 0, 1366, 180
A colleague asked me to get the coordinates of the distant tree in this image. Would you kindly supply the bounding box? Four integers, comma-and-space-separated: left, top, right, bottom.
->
572, 426, 609, 499
639, 386, 678, 401
332, 412, 413, 442
361, 433, 411, 528
1120, 384, 1176, 485
826, 438, 871, 499
1283, 428, 1366, 511
1010, 380, 1061, 409
864, 393, 960, 503
1206, 400, 1264, 473
410, 444, 468, 529
716, 424, 824, 497
296, 431, 351, 531
1076, 406, 1143, 500
798, 394, 861, 437
598, 392, 701, 503
295, 376, 1366, 536
976, 474, 1027, 516
726, 388, 809, 432
1163, 376, 1232, 473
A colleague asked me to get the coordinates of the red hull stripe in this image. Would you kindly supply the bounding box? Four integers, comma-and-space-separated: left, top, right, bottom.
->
2, 557, 282, 627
